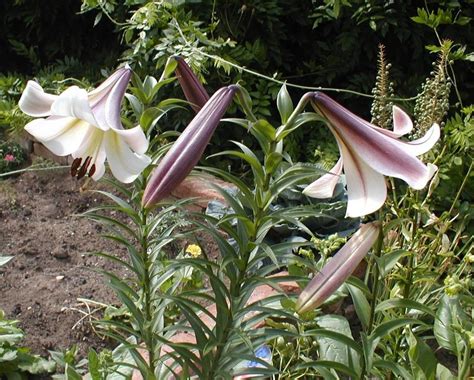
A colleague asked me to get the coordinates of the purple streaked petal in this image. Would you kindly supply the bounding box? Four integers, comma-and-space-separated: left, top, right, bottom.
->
19, 81, 57, 117
88, 66, 131, 106
368, 105, 414, 139
337, 132, 387, 218
303, 158, 343, 198
392, 105, 413, 136
142, 86, 237, 208
88, 68, 132, 131
296, 222, 380, 314
402, 123, 440, 156
311, 92, 439, 191
103, 68, 132, 131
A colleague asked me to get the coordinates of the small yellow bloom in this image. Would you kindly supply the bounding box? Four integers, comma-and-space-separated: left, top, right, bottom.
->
186, 244, 202, 258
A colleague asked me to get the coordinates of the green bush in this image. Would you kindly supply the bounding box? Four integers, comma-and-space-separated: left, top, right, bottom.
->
0, 141, 27, 175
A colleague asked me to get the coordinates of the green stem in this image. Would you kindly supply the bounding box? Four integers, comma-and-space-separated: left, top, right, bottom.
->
448, 161, 472, 216
367, 221, 384, 335
361, 220, 384, 379
207, 128, 276, 377
140, 204, 156, 378
403, 196, 419, 302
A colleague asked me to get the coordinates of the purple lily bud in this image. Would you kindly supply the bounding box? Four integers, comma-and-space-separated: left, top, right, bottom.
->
296, 222, 380, 314
174, 56, 210, 113
142, 85, 237, 208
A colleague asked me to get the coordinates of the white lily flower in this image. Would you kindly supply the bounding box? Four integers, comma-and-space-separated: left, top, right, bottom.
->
19, 67, 151, 183
303, 92, 440, 218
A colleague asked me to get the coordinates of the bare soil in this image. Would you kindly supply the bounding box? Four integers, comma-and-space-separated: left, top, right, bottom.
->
0, 168, 130, 357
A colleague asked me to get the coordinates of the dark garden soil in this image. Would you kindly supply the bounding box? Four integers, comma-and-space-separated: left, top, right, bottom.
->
0, 168, 133, 358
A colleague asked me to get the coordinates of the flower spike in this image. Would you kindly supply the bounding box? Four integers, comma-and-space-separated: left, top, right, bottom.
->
296, 222, 380, 314
19, 67, 150, 183
142, 85, 237, 208
304, 92, 440, 218
174, 56, 210, 113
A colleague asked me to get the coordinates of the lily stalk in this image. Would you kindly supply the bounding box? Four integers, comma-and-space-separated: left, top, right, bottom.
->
296, 222, 380, 314
174, 56, 210, 112
142, 85, 238, 208
304, 92, 440, 217
19, 66, 150, 183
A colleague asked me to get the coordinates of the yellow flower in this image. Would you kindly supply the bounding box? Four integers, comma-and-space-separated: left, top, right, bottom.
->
185, 244, 202, 258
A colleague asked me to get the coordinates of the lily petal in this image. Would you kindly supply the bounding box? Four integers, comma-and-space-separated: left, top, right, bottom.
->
19, 81, 57, 117
72, 127, 107, 179
296, 222, 380, 314
392, 105, 413, 136
112, 126, 149, 155
88, 66, 131, 105
25, 116, 91, 156
20, 66, 149, 183
369, 105, 414, 139
104, 131, 152, 183
51, 86, 99, 128
104, 68, 132, 131
303, 158, 343, 198
403, 123, 440, 156
337, 133, 387, 218
312, 92, 438, 191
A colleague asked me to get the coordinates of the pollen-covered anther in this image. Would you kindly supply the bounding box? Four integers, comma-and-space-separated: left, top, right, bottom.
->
88, 164, 96, 178
70, 157, 82, 177
75, 156, 92, 180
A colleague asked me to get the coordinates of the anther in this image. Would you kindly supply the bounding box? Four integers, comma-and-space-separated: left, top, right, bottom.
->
71, 158, 82, 177
88, 164, 96, 178
77, 156, 91, 180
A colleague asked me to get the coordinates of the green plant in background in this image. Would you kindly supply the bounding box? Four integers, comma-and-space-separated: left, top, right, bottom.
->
0, 310, 55, 379
0, 141, 27, 175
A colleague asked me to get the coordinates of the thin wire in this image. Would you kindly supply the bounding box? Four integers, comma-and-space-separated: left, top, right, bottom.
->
0, 165, 69, 178
172, 20, 419, 101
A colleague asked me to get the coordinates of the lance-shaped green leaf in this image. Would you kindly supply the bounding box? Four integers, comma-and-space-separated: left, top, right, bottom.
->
142, 86, 237, 208
304, 92, 440, 217
296, 222, 380, 314
174, 56, 209, 112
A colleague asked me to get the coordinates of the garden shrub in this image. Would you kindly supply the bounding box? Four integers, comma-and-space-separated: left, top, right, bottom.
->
0, 141, 27, 176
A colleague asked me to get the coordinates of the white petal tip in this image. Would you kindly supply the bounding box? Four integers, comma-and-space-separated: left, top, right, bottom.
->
392, 105, 413, 136
303, 185, 336, 199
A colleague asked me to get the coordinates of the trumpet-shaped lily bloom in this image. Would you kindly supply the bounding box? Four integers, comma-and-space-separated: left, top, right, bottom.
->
303, 92, 439, 217
19, 67, 151, 183
174, 56, 210, 113
296, 222, 380, 314
142, 85, 237, 208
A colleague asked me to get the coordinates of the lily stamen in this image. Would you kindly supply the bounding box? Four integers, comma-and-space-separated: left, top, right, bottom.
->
70, 157, 82, 177
77, 156, 92, 180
